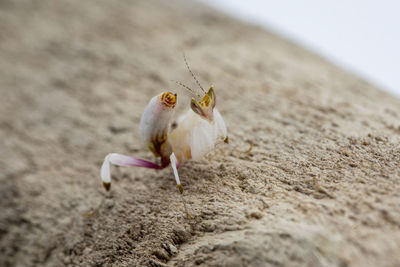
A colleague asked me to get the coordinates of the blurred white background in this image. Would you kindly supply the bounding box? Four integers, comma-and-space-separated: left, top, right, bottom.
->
200, 0, 400, 97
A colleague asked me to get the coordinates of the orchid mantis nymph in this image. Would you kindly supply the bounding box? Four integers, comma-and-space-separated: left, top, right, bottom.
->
100, 83, 227, 215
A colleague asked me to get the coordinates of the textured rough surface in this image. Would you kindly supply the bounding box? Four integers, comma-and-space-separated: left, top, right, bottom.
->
1, 0, 400, 266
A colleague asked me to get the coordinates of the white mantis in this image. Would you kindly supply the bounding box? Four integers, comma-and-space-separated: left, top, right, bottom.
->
100, 56, 227, 216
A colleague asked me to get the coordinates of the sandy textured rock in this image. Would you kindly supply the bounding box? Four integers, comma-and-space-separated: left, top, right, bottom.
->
1, 0, 399, 266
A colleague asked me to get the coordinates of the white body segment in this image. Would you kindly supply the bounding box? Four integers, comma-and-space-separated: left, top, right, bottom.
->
168, 108, 227, 162
100, 154, 111, 183
170, 153, 181, 185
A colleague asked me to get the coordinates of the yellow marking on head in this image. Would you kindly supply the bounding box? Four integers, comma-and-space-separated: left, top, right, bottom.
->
198, 86, 214, 107
200, 94, 211, 107
190, 86, 216, 121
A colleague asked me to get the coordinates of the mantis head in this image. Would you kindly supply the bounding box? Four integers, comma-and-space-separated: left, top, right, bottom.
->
190, 86, 216, 121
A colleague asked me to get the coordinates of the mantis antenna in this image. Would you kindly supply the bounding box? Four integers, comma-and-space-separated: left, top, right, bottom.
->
172, 80, 202, 98
183, 53, 206, 94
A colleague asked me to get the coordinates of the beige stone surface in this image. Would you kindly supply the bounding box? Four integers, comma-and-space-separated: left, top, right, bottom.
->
1, 0, 399, 266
